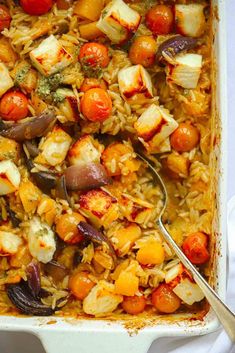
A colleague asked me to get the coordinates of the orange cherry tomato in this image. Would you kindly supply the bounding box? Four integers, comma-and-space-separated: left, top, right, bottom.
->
122, 295, 146, 315
56, 212, 86, 244
79, 42, 110, 69
182, 232, 210, 265
129, 36, 157, 67
80, 78, 107, 93
152, 283, 181, 314
69, 271, 95, 300
20, 0, 53, 16
170, 123, 200, 152
56, 0, 72, 10
0, 91, 28, 121
80, 88, 112, 122
145, 5, 174, 35
0, 5, 11, 31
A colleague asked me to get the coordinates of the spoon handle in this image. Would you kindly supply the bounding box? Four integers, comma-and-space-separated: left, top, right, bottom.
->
158, 219, 235, 342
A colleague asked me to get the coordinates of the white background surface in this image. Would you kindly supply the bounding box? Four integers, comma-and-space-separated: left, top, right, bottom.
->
0, 2, 234, 352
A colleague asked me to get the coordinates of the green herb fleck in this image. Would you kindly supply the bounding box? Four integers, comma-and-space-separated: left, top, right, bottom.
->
15, 65, 30, 86
52, 91, 65, 104
36, 73, 63, 100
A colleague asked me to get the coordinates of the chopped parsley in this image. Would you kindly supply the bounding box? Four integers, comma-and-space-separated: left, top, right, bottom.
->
15, 65, 30, 86
37, 73, 63, 101
52, 91, 65, 104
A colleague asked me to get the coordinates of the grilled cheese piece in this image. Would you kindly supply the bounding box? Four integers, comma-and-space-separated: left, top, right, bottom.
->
175, 4, 206, 38
135, 104, 178, 153
165, 263, 205, 305
28, 217, 56, 264
30, 35, 73, 76
0, 160, 21, 196
166, 53, 202, 89
97, 0, 141, 44
118, 64, 153, 104
0, 63, 14, 97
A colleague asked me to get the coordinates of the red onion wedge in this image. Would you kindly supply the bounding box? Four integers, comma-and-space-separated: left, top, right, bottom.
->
156, 36, 198, 66
0, 111, 56, 142
77, 222, 117, 265
64, 162, 111, 191
26, 260, 41, 299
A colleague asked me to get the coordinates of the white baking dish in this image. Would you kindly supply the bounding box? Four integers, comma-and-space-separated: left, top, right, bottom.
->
0, 1, 228, 352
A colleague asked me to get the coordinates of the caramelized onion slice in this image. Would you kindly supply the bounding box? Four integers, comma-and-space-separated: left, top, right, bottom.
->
65, 162, 111, 191
0, 111, 56, 142
7, 281, 55, 316
77, 222, 117, 265
156, 36, 198, 65
26, 260, 41, 299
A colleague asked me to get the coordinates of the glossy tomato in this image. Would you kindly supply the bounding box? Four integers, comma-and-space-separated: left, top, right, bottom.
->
20, 0, 53, 16
79, 42, 110, 68
0, 5, 11, 31
182, 232, 210, 265
80, 88, 112, 122
145, 5, 174, 35
0, 91, 28, 121
152, 283, 181, 314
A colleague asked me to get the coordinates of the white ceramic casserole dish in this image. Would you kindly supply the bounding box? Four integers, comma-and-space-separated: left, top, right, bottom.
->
0, 1, 228, 352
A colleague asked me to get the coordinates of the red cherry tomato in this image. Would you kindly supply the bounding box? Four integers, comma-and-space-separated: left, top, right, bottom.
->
145, 5, 174, 35
80, 88, 112, 122
0, 91, 29, 121
122, 295, 146, 315
152, 283, 181, 314
79, 42, 110, 69
0, 5, 11, 31
182, 232, 210, 265
20, 0, 53, 16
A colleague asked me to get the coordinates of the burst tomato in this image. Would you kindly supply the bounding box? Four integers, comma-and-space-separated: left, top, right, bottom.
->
80, 88, 112, 122
0, 91, 28, 121
182, 232, 210, 265
20, 0, 53, 16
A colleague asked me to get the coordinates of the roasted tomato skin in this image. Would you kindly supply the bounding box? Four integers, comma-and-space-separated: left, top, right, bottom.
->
152, 283, 181, 314
20, 0, 53, 16
145, 5, 174, 35
80, 88, 112, 122
170, 123, 200, 152
79, 42, 110, 68
182, 232, 210, 265
122, 295, 146, 315
129, 36, 157, 67
0, 5, 11, 31
0, 91, 29, 121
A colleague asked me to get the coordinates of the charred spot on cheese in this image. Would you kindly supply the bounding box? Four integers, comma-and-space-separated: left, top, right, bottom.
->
97, 0, 141, 44
118, 64, 153, 104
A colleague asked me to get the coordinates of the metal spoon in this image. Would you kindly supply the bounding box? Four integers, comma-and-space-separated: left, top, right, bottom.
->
137, 153, 235, 342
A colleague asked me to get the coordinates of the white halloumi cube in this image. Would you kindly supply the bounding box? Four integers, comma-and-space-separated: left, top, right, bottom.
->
55, 88, 79, 122
0, 63, 14, 97
28, 217, 56, 264
135, 104, 178, 152
166, 53, 202, 89
83, 280, 123, 316
36, 126, 72, 166
96, 0, 141, 44
175, 4, 206, 38
165, 263, 204, 305
0, 160, 21, 196
30, 35, 73, 76
68, 135, 102, 166
118, 64, 153, 104
0, 231, 23, 256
